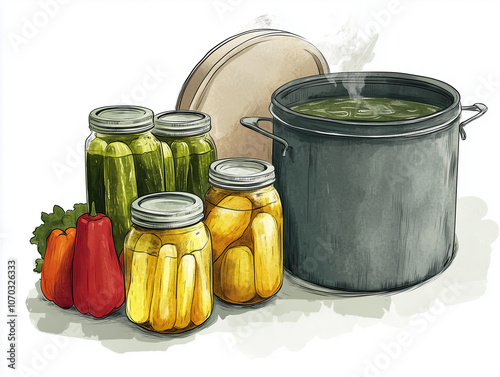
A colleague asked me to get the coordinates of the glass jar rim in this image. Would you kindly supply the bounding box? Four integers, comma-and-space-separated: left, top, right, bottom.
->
153, 110, 211, 137
131, 192, 204, 229
209, 158, 275, 191
89, 105, 154, 134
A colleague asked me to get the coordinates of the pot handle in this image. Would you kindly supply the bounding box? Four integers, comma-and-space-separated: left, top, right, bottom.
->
240, 117, 291, 157
459, 103, 488, 140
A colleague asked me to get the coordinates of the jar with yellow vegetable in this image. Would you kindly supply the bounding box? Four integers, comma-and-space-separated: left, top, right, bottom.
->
204, 158, 283, 305
124, 192, 213, 333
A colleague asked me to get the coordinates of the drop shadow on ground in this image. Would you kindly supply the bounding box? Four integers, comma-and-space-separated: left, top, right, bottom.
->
26, 196, 498, 355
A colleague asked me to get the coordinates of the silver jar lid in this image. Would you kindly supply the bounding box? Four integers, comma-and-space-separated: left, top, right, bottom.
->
131, 192, 204, 229
153, 110, 211, 137
209, 158, 275, 190
89, 105, 154, 134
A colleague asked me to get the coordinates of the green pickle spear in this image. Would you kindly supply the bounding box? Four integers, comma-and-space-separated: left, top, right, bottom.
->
188, 138, 216, 198
86, 137, 108, 214
170, 141, 191, 192
104, 142, 139, 254
129, 135, 165, 197
161, 142, 176, 191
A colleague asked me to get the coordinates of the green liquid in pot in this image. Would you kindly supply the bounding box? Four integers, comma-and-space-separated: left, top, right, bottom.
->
291, 98, 442, 121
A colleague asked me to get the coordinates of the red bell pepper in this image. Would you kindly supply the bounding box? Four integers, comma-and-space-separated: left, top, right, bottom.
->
72, 203, 124, 317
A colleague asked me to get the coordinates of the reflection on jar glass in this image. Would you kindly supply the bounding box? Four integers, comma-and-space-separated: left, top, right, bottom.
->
204, 158, 283, 305
124, 192, 213, 333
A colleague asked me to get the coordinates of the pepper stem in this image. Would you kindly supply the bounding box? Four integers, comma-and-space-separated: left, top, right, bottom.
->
90, 202, 97, 217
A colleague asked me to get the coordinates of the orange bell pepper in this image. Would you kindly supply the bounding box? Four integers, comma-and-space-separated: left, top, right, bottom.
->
41, 228, 76, 308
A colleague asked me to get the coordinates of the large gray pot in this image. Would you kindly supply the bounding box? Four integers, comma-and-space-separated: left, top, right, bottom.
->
241, 72, 487, 292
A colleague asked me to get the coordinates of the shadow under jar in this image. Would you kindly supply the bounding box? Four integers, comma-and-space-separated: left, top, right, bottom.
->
204, 158, 283, 305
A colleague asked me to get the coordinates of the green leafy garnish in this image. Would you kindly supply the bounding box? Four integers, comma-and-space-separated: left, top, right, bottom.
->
30, 203, 87, 273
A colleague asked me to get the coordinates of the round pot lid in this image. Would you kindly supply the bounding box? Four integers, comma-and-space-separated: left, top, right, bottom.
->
176, 29, 329, 162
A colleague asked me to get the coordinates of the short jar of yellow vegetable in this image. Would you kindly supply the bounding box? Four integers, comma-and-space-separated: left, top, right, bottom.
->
204, 158, 283, 305
124, 192, 213, 333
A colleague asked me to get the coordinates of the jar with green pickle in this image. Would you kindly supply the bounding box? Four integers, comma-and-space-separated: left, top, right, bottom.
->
153, 110, 216, 199
86, 105, 165, 254
204, 158, 283, 305
124, 192, 213, 333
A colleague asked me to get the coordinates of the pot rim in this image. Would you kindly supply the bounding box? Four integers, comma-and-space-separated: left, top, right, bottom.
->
270, 71, 462, 138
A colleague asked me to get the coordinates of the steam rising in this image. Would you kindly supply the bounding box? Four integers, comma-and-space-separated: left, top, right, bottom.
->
243, 14, 403, 119
317, 18, 378, 72
316, 17, 378, 102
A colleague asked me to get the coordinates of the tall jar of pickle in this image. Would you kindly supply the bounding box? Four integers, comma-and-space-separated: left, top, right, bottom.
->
124, 192, 213, 333
86, 105, 165, 254
204, 158, 283, 305
152, 110, 216, 199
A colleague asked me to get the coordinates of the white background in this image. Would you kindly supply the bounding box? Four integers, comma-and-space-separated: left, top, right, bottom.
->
1, 0, 500, 376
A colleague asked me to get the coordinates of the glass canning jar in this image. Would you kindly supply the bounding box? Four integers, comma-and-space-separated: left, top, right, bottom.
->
204, 158, 283, 305
152, 110, 216, 199
86, 105, 165, 254
124, 192, 213, 333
